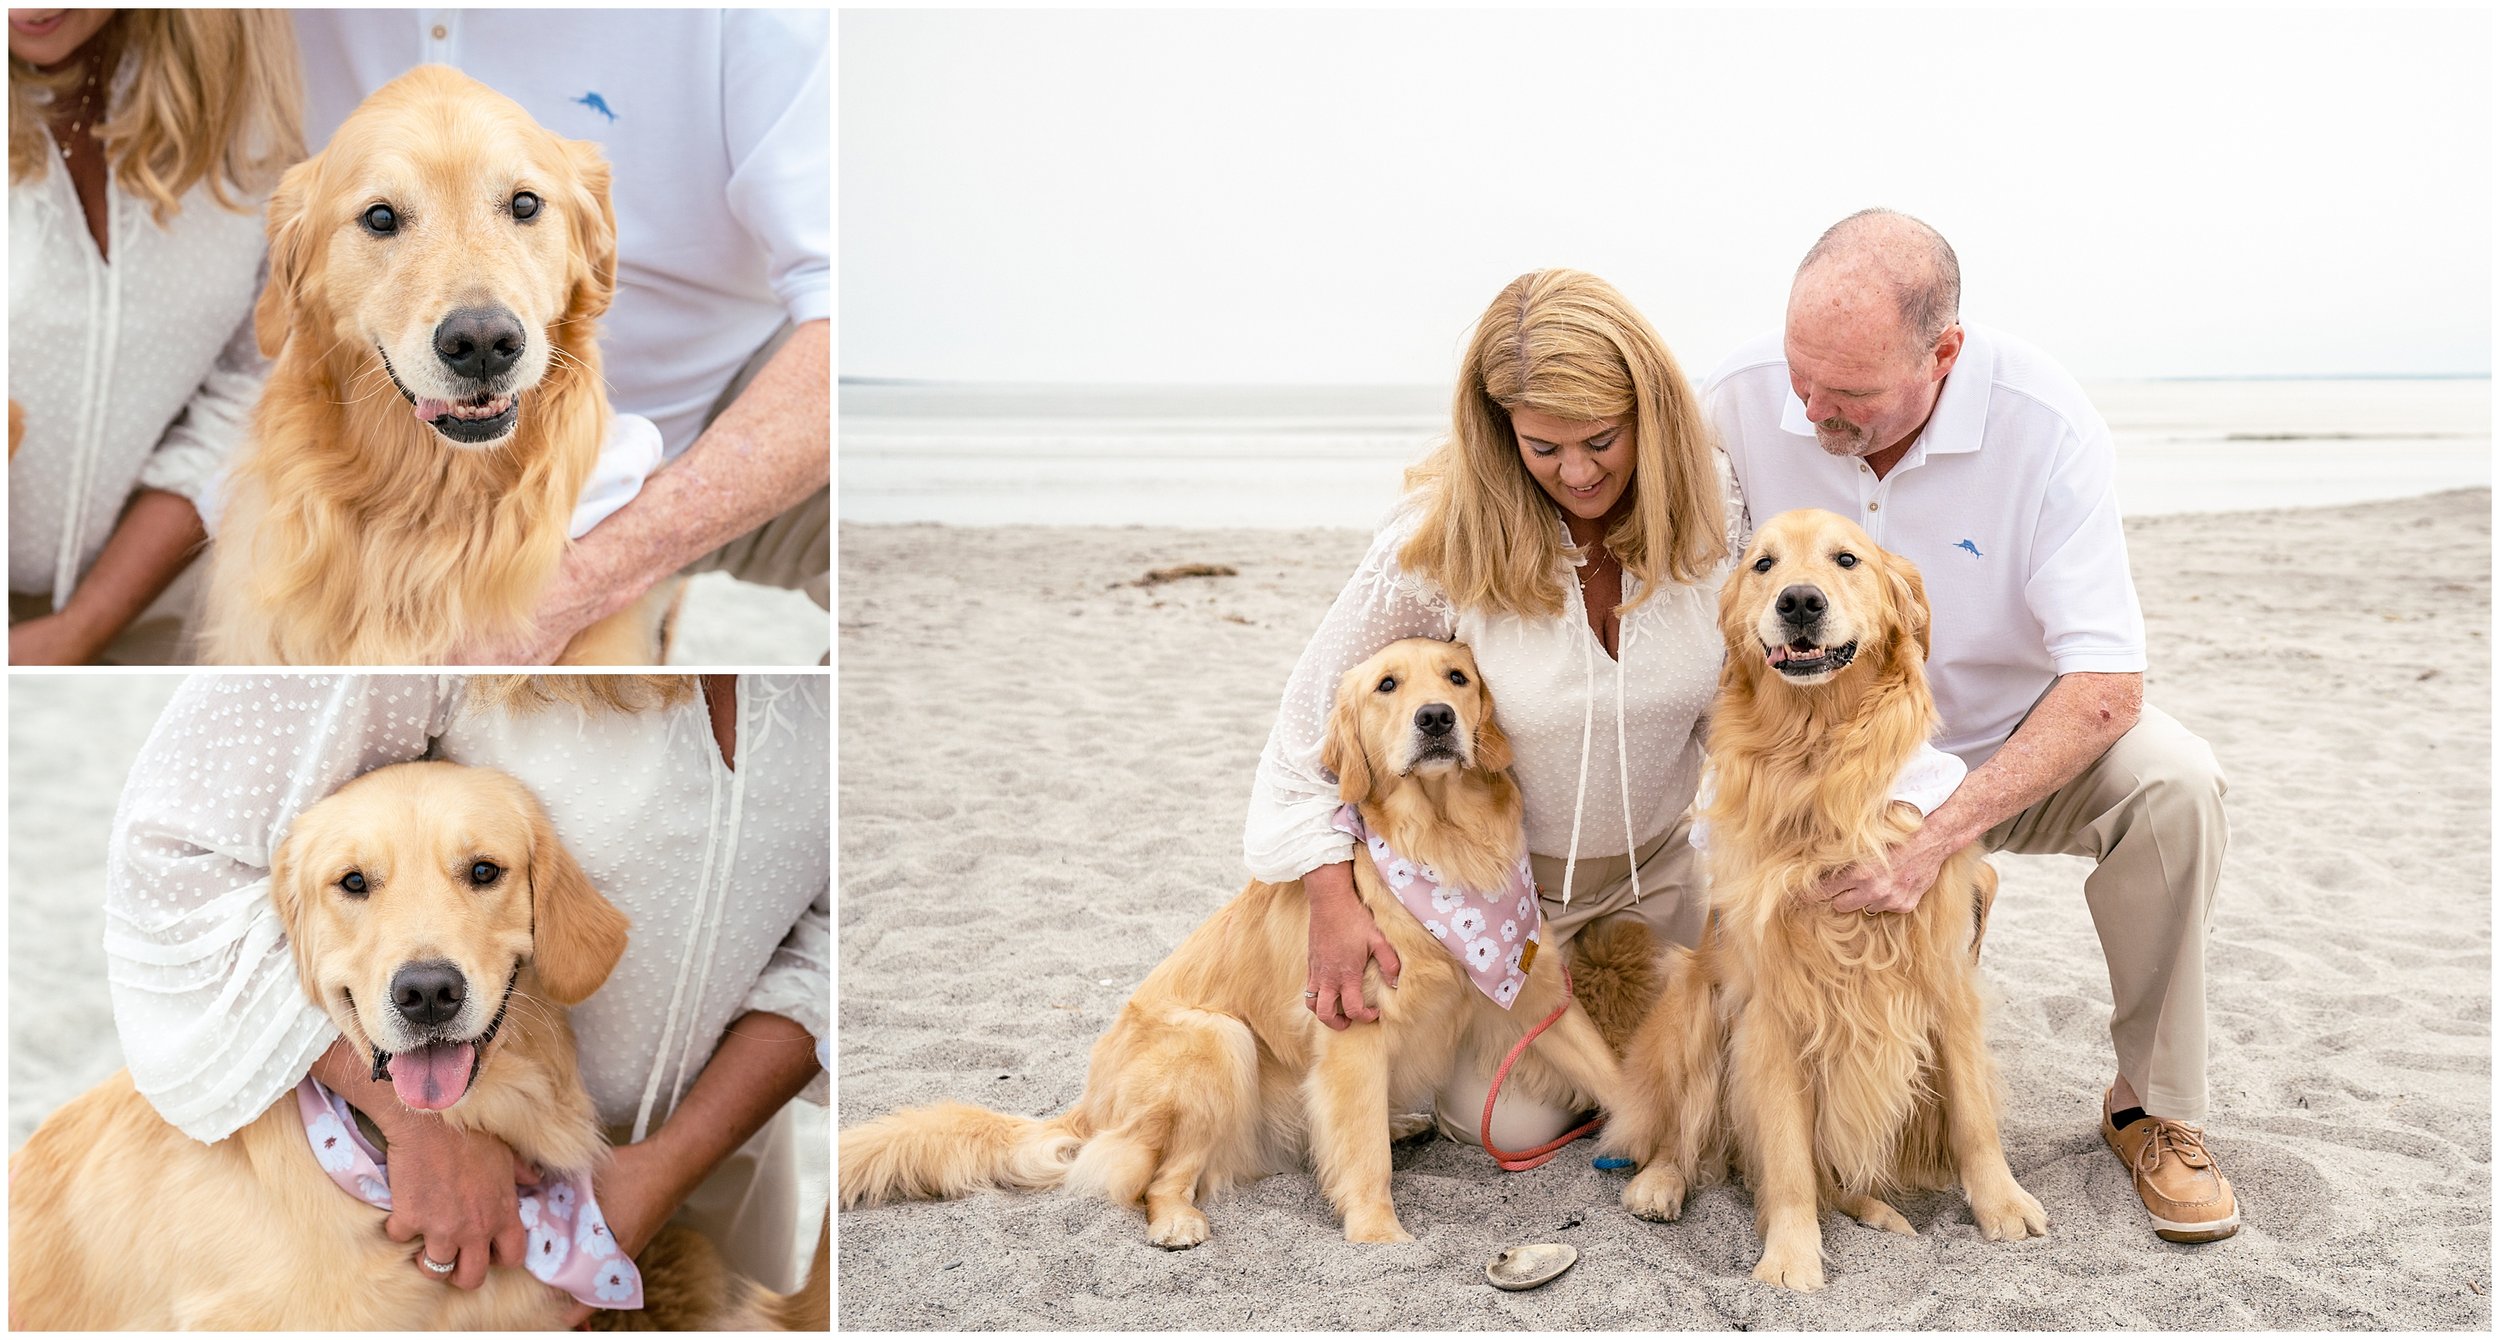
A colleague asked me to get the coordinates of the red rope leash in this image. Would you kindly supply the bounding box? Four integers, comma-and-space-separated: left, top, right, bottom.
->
1478, 963, 1604, 1171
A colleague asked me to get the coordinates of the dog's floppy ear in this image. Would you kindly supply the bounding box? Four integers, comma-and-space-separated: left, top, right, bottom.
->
1470, 674, 1514, 775
253, 156, 320, 359
559, 137, 618, 324
525, 799, 631, 1005
1883, 550, 1932, 661
1320, 665, 1375, 804
266, 820, 326, 1007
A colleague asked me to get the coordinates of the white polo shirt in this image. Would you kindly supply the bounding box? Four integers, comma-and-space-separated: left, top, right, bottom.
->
1703, 322, 2147, 768
290, 10, 831, 462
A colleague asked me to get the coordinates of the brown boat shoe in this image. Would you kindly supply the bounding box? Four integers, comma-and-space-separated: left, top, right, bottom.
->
2102, 1087, 2240, 1243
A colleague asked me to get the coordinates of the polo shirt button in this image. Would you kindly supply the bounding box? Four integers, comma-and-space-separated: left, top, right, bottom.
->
1868, 502, 1880, 512
432, 23, 448, 39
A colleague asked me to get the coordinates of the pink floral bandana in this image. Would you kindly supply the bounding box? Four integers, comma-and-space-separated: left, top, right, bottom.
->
1332, 804, 1542, 1009
295, 1078, 645, 1311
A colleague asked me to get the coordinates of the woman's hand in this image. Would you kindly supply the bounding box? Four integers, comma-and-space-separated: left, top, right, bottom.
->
7, 610, 101, 665
553, 1139, 684, 1327
377, 1116, 537, 1289
1305, 860, 1399, 1030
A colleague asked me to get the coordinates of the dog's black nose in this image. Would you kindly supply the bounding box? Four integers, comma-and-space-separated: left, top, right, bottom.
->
432, 307, 525, 381
390, 960, 468, 1029
1776, 584, 1827, 627
1414, 703, 1456, 737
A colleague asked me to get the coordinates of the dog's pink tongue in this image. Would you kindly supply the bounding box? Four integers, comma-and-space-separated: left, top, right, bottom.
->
390, 1041, 476, 1111
413, 396, 455, 421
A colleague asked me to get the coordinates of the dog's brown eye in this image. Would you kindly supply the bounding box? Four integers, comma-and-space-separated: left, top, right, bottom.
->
1835, 552, 1859, 569
1447, 669, 1468, 687
469, 860, 502, 887
511, 192, 540, 221
1751, 556, 1775, 573
1375, 675, 1397, 693
340, 871, 368, 895
360, 203, 397, 235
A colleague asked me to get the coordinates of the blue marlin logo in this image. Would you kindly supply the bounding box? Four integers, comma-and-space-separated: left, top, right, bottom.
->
572, 91, 619, 123
1954, 539, 1983, 558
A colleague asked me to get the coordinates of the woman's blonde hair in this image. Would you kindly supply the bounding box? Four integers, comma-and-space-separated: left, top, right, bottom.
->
1399, 269, 1725, 620
8, 9, 305, 225
466, 676, 697, 716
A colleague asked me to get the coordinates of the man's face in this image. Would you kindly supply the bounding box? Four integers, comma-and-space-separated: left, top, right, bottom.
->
1783, 295, 1956, 461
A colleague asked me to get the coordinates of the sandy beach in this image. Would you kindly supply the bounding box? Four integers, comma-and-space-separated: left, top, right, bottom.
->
835, 488, 2492, 1330
5, 674, 829, 1297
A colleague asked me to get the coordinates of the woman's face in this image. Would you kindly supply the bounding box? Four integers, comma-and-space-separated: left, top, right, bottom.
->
1511, 407, 1633, 526
8, 10, 114, 70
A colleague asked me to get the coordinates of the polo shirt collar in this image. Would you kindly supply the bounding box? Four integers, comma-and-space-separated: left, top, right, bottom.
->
1776, 321, 1999, 458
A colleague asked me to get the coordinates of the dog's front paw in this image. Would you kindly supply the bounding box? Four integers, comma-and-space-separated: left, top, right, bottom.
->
1147, 1206, 1210, 1250
1388, 1112, 1436, 1143
1342, 1208, 1414, 1244
1971, 1182, 2049, 1241
1751, 1237, 1826, 1292
1621, 1164, 1689, 1222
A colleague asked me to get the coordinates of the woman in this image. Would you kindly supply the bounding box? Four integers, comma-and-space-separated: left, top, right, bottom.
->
1243, 269, 1743, 1147
7, 9, 301, 663
103, 674, 829, 1318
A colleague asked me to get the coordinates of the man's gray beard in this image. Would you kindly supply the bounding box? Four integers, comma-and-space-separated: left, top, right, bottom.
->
1814, 417, 1874, 458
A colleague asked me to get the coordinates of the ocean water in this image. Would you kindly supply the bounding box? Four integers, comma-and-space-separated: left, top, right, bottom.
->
839, 379, 2490, 528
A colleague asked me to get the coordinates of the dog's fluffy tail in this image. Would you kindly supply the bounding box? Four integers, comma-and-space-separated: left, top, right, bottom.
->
838, 1101, 1083, 1208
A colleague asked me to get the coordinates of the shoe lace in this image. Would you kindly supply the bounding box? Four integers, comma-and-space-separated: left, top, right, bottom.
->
2130, 1118, 2213, 1178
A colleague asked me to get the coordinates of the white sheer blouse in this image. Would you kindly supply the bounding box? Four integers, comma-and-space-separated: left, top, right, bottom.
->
1245, 453, 1746, 903
103, 675, 830, 1145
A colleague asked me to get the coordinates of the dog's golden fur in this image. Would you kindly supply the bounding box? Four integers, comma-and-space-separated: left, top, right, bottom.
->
840, 638, 1626, 1245
8, 763, 809, 1329
1600, 509, 2045, 1292
200, 65, 670, 665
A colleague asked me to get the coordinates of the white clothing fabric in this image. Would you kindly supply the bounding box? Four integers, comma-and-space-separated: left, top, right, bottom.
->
1245, 453, 1743, 901
1688, 740, 1967, 854
1703, 322, 2148, 768
291, 9, 832, 462
8, 96, 268, 608
104, 675, 831, 1146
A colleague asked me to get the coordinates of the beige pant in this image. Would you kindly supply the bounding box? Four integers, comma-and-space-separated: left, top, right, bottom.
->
676, 319, 830, 610
1432, 810, 1706, 1147
1982, 702, 2228, 1122
609, 1103, 805, 1294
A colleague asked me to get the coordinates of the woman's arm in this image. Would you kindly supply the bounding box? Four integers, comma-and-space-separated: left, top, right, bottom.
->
556, 1010, 820, 1324
8, 488, 203, 664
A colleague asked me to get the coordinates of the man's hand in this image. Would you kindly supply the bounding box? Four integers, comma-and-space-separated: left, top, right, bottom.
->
1818, 819, 1953, 916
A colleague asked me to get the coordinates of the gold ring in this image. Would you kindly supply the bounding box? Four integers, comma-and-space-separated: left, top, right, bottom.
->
1860, 908, 1878, 917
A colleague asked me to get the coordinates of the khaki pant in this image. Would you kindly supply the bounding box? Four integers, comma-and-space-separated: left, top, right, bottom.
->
1432, 810, 1707, 1146
1982, 702, 2228, 1122
609, 1104, 806, 1294
677, 319, 830, 611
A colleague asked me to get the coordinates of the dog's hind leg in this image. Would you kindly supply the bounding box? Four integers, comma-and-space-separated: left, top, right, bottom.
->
1305, 1021, 1409, 1243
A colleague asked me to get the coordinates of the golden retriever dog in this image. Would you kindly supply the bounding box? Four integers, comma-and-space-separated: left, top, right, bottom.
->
840, 638, 1626, 1246
9, 763, 811, 1329
1598, 509, 2047, 1292
200, 65, 675, 665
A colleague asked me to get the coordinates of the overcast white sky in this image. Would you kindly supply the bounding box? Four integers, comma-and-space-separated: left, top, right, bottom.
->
841, 8, 2492, 384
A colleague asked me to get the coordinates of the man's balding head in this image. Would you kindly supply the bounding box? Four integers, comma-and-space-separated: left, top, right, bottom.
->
1793, 208, 1962, 347
1782, 209, 1967, 467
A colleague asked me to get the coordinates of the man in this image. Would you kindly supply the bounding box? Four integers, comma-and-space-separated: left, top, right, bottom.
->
1703, 208, 2236, 1243
292, 10, 832, 664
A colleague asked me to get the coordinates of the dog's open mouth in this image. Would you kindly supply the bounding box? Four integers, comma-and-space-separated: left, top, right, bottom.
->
359, 967, 518, 1112
412, 391, 520, 444
1765, 638, 1859, 678
378, 345, 522, 445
